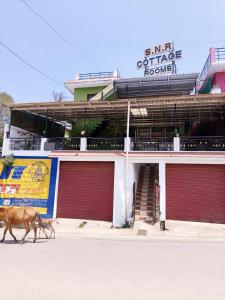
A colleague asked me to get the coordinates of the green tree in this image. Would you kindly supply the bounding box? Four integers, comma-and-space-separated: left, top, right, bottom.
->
0, 92, 14, 145
0, 92, 14, 104
71, 118, 103, 137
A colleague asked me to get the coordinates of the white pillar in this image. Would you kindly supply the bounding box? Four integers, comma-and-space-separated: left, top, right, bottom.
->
113, 159, 126, 227
2, 124, 10, 156
53, 160, 60, 219
80, 137, 87, 151
124, 137, 131, 152
125, 100, 130, 222
173, 137, 180, 152
159, 161, 166, 222
40, 138, 47, 151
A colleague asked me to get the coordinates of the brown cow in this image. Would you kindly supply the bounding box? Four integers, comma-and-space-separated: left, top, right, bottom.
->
0, 206, 43, 244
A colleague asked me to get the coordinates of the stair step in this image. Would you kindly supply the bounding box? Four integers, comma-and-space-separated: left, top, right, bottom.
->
135, 216, 146, 221
135, 210, 154, 216
140, 192, 148, 196
136, 194, 154, 198
135, 215, 155, 222
146, 217, 154, 223
135, 201, 152, 206
135, 202, 147, 207
135, 205, 155, 210
135, 164, 159, 223
135, 198, 154, 203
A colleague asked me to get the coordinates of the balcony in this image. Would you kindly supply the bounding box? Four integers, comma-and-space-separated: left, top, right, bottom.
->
2, 136, 225, 156
44, 137, 124, 151
43, 136, 225, 152
2, 137, 46, 156
196, 47, 225, 93
180, 136, 225, 151
10, 138, 42, 151
44, 137, 80, 151
77, 72, 115, 80
131, 137, 174, 151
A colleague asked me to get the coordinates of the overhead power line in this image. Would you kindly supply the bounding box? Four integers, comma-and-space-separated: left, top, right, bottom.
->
20, 0, 100, 70
177, 40, 225, 44
0, 40, 63, 86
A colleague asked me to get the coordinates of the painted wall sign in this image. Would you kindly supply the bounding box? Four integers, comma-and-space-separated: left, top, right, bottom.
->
136, 42, 182, 77
0, 157, 58, 218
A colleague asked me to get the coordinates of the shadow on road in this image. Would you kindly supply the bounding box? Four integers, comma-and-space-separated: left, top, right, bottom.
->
0, 239, 49, 245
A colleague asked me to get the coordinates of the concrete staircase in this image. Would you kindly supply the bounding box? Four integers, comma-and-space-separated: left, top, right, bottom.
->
134, 164, 158, 224
91, 83, 114, 101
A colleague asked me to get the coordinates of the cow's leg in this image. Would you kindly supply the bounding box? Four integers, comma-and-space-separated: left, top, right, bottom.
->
0, 224, 9, 242
20, 223, 30, 244
49, 226, 55, 239
9, 225, 17, 242
43, 228, 49, 239
32, 221, 37, 243
49, 228, 53, 239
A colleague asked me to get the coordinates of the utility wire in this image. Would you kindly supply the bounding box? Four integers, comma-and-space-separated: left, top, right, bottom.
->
0, 40, 63, 86
177, 40, 225, 44
19, 0, 100, 70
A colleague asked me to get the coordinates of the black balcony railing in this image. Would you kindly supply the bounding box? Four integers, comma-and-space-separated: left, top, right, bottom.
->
44, 138, 80, 151
9, 136, 225, 152
87, 137, 124, 151
131, 137, 174, 151
10, 138, 41, 150
180, 136, 225, 151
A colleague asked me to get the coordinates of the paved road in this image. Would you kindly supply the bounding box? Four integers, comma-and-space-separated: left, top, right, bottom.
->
0, 234, 225, 300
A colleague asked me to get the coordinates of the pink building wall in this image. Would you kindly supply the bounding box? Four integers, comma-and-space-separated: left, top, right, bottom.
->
212, 72, 225, 92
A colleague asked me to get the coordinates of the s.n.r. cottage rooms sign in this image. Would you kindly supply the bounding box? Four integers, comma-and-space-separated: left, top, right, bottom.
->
136, 42, 182, 77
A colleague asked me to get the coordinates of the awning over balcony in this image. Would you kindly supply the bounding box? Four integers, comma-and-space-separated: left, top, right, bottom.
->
7, 94, 225, 126
114, 73, 199, 98
10, 110, 65, 138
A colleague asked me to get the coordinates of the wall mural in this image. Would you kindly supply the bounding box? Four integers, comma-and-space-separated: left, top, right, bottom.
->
0, 157, 58, 218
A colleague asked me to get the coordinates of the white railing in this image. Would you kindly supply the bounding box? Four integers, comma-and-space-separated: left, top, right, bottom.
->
91, 83, 114, 101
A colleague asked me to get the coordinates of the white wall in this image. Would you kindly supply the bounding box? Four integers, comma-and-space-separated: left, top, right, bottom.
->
2, 125, 10, 157
50, 152, 225, 226
10, 126, 37, 138
112, 159, 126, 227
52, 155, 140, 227
2, 125, 49, 157
100, 159, 140, 227
159, 161, 166, 221
126, 163, 140, 224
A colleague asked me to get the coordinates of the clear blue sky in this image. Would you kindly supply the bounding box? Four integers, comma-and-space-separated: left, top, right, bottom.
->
1, 0, 225, 102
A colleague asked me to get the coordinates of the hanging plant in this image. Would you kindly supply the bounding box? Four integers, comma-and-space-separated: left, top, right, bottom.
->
2, 153, 15, 166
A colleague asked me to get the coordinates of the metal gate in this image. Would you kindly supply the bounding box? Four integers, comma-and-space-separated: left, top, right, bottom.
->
57, 161, 114, 221
166, 164, 225, 223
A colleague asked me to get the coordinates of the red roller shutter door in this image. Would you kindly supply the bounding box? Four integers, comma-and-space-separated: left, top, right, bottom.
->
57, 162, 114, 221
166, 164, 225, 224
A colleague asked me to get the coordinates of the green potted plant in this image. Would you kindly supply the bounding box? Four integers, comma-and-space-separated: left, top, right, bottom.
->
2, 153, 15, 167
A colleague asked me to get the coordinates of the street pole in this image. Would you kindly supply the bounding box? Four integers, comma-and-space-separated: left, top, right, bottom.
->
125, 99, 130, 223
